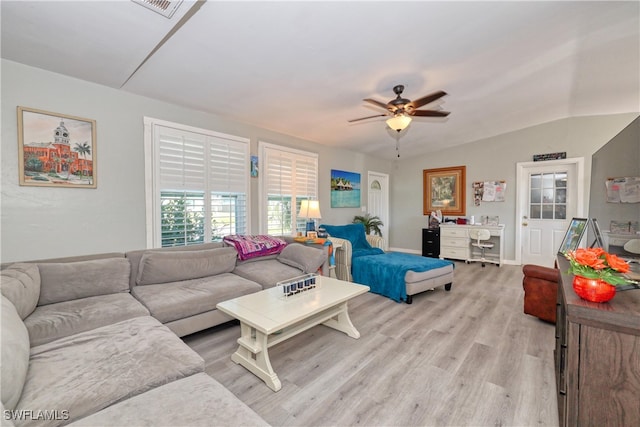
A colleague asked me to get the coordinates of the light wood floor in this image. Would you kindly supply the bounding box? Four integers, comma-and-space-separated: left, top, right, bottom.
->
184, 262, 559, 427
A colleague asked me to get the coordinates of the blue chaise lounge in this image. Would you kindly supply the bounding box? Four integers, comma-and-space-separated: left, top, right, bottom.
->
322, 223, 454, 303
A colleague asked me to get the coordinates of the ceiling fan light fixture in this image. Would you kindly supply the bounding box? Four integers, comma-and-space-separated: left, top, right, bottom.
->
386, 114, 412, 132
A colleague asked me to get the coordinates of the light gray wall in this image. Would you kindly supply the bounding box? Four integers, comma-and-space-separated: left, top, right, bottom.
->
390, 113, 640, 261
2, 59, 637, 263
1, 60, 390, 262
588, 117, 640, 243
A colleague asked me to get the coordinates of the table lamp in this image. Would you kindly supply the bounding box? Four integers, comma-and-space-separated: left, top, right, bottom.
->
298, 200, 322, 233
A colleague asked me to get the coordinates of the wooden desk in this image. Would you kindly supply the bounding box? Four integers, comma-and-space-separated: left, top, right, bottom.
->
439, 223, 504, 266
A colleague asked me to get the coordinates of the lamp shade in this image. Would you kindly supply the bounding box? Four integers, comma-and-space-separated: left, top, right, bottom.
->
386, 114, 412, 132
298, 200, 322, 219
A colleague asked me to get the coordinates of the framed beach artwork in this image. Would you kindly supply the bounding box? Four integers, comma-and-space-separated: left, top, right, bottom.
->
423, 165, 466, 216
558, 217, 588, 254
18, 106, 97, 188
331, 169, 360, 208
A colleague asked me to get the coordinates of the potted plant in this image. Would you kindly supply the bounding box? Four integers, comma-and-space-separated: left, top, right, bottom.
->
352, 214, 384, 236
565, 247, 631, 302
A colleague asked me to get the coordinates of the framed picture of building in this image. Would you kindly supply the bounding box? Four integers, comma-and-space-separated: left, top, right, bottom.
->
17, 106, 97, 188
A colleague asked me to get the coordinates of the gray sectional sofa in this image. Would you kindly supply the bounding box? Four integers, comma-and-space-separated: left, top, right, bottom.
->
1, 238, 328, 427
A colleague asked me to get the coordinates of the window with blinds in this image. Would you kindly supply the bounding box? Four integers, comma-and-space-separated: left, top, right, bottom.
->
144, 118, 249, 247
259, 142, 318, 235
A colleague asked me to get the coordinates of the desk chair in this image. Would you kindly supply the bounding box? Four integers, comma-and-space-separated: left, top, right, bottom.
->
468, 228, 497, 267
624, 239, 640, 255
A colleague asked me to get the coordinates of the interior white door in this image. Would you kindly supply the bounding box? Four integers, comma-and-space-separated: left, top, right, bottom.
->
517, 158, 584, 267
368, 171, 389, 249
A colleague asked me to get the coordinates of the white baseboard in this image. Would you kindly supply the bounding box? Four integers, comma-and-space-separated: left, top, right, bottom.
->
388, 247, 519, 265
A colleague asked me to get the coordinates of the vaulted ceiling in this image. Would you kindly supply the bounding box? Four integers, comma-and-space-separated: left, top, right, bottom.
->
2, 1, 639, 159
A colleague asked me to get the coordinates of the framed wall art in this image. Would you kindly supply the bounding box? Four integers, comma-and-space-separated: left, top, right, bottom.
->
558, 217, 588, 254
423, 165, 466, 216
331, 169, 360, 208
18, 106, 97, 188
250, 155, 259, 177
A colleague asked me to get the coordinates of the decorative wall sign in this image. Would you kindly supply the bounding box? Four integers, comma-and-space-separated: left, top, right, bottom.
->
331, 169, 360, 208
18, 106, 97, 188
533, 152, 566, 162
423, 165, 466, 216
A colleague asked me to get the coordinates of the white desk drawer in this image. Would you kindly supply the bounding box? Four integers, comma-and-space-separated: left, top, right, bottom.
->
441, 237, 469, 249
441, 227, 468, 238
440, 247, 469, 259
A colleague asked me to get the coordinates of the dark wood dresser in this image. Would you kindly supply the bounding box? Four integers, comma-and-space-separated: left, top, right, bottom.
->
555, 256, 640, 426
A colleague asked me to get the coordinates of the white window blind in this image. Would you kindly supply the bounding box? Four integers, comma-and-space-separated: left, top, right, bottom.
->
145, 118, 249, 247
260, 142, 318, 235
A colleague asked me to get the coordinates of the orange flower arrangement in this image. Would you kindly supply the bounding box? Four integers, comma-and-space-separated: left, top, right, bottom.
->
565, 247, 630, 286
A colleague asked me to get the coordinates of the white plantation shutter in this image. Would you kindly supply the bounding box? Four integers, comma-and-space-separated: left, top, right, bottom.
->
260, 142, 318, 235
145, 118, 249, 247
208, 138, 248, 238
158, 127, 206, 191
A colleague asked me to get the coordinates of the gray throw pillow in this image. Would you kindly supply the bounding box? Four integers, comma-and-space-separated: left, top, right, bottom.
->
277, 243, 326, 274
0, 263, 40, 319
136, 247, 237, 285
38, 258, 130, 306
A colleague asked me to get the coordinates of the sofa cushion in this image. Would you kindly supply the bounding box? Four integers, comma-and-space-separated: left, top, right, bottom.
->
37, 258, 130, 306
132, 273, 262, 323
233, 259, 304, 289
67, 373, 269, 427
1, 297, 30, 411
24, 293, 150, 346
136, 247, 237, 286
18, 316, 204, 427
235, 253, 279, 265
277, 243, 326, 274
125, 242, 224, 289
0, 263, 40, 319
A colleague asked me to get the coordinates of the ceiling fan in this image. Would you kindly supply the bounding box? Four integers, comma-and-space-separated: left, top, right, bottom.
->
349, 85, 450, 132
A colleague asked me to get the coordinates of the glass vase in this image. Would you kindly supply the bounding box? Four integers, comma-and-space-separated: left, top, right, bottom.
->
572, 275, 616, 303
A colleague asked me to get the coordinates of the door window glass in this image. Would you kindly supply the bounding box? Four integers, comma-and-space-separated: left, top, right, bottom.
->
529, 172, 567, 219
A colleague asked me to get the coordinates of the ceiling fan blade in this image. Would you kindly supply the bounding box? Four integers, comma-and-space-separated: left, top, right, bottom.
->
348, 114, 388, 123
407, 91, 447, 109
363, 98, 396, 112
410, 110, 450, 117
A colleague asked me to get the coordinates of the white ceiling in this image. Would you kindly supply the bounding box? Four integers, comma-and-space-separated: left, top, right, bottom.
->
2, 1, 639, 159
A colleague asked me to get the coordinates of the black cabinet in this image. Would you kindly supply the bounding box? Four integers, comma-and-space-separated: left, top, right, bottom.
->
422, 228, 440, 258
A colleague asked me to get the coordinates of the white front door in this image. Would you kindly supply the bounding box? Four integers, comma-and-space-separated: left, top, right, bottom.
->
368, 171, 389, 249
516, 158, 585, 267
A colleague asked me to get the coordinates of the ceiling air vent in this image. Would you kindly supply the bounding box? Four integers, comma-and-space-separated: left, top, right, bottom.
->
131, 0, 183, 19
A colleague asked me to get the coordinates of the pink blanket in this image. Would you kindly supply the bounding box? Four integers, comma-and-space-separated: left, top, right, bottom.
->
223, 235, 287, 260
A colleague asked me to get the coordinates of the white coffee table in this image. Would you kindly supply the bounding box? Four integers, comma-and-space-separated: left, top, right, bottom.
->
216, 276, 369, 391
